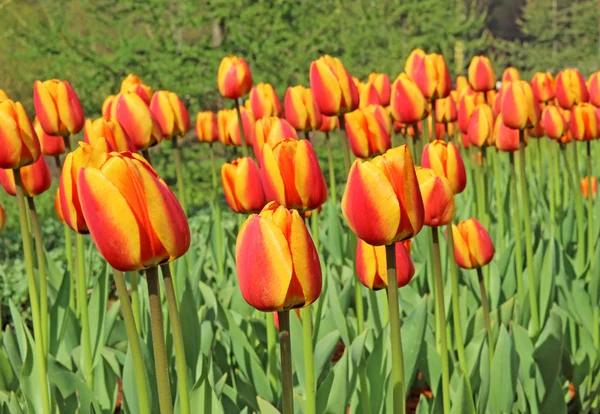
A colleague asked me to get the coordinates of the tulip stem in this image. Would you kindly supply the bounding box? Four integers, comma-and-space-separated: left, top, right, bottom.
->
146, 266, 173, 414
160, 264, 190, 414
130, 272, 142, 333
386, 243, 406, 414
477, 267, 494, 368
141, 149, 153, 166
561, 145, 585, 268
234, 100, 249, 157
310, 210, 320, 251
509, 153, 526, 313
585, 141, 594, 278
13, 170, 51, 414
76, 233, 94, 388
214, 202, 225, 281
209, 143, 218, 194
172, 138, 188, 213
492, 149, 505, 249
430, 101, 436, 142
113, 269, 150, 414
300, 307, 316, 414
325, 132, 337, 203
431, 228, 451, 414
475, 150, 487, 237
266, 311, 278, 390
64, 221, 76, 313
277, 310, 294, 414
547, 140, 556, 235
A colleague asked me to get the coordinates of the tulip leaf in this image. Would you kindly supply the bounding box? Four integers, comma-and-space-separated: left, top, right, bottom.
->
313, 330, 341, 384
449, 373, 476, 414
488, 325, 519, 414
256, 395, 281, 414
327, 280, 350, 346
180, 278, 201, 375
539, 379, 567, 414
88, 262, 110, 367
402, 295, 428, 389
533, 312, 563, 405
538, 239, 558, 329
289, 310, 306, 395
324, 201, 344, 265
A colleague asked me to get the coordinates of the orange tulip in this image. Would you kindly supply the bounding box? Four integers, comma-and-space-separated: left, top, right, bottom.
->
309, 55, 359, 116
0, 156, 52, 197
435, 95, 457, 123
236, 202, 321, 311
0, 202, 4, 232
355, 239, 414, 290
0, 90, 9, 101
368, 73, 392, 106
249, 83, 282, 119
390, 74, 427, 125
556, 69, 589, 109
458, 92, 483, 134
494, 114, 521, 152
570, 103, 598, 141
284, 86, 322, 132
452, 218, 495, 269
468, 56, 496, 92
0, 99, 41, 169
541, 106, 567, 140
501, 81, 538, 130
319, 114, 338, 132
33, 79, 84, 137
502, 66, 520, 83
580, 176, 597, 200
359, 82, 383, 108
84, 117, 137, 153
468, 104, 495, 147
531, 72, 555, 103
253, 117, 298, 158
102, 95, 116, 118
120, 74, 153, 105
34, 117, 66, 156
345, 105, 392, 159
342, 145, 424, 245
195, 111, 218, 143
218, 55, 253, 99
415, 167, 455, 227
406, 51, 451, 100
112, 92, 162, 150
587, 72, 600, 107
150, 91, 190, 139
421, 140, 466, 194
222, 157, 267, 214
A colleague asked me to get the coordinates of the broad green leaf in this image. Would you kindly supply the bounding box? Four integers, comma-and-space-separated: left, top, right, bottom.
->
488, 325, 519, 414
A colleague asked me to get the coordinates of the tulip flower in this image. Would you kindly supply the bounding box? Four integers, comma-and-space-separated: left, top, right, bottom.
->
359, 82, 383, 107
368, 73, 391, 106
84, 117, 137, 152
102, 95, 116, 118
33, 79, 85, 137
253, 117, 298, 157
415, 167, 456, 227
195, 111, 218, 143
218, 55, 253, 99
222, 157, 266, 214
34, 117, 66, 157
556, 69, 589, 109
541, 105, 567, 139
249, 83, 282, 119
435, 95, 457, 123
531, 72, 555, 103
588, 72, 600, 107
468, 104, 495, 147
494, 114, 521, 152
120, 74, 153, 105
355, 239, 414, 290
406, 52, 451, 100
218, 106, 255, 147
345, 105, 392, 159
418, 115, 447, 141
261, 139, 328, 212
284, 86, 322, 132
342, 145, 424, 245
319, 115, 338, 132
456, 76, 469, 95
421, 140, 466, 194
458, 93, 483, 134
486, 89, 498, 108
468, 56, 496, 92
570, 103, 598, 141
0, 156, 52, 197
150, 91, 190, 139
0, 202, 4, 233
310, 55, 359, 116
0, 90, 9, 101
580, 176, 597, 199
390, 74, 427, 125
404, 48, 426, 78
451, 218, 495, 269
502, 66, 520, 83
112, 92, 162, 150
0, 100, 41, 169
527, 120, 544, 139
501, 81, 538, 130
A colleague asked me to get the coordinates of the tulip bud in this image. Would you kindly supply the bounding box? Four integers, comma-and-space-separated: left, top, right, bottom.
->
112, 92, 162, 150
421, 140, 467, 194
345, 105, 392, 159
0, 100, 41, 169
526, 119, 544, 139
580, 176, 597, 200
33, 79, 84, 137
501, 81, 538, 130
415, 167, 456, 227
587, 72, 600, 107
486, 90, 498, 109
253, 117, 298, 158
556, 69, 589, 109
102, 95, 116, 118
458, 93, 482, 134
455, 76, 469, 95
218, 55, 253, 99
84, 117, 137, 153
249, 83, 282, 119
319, 115, 338, 132
494, 114, 521, 152
0, 156, 52, 197
195, 111, 218, 143
390, 74, 427, 125
34, 117, 66, 156
0, 202, 4, 233
149, 91, 190, 139
570, 103, 598, 141
310, 55, 359, 116
0, 90, 9, 101
342, 145, 424, 245
284, 86, 322, 132
435, 95, 457, 123
368, 73, 392, 106
222, 157, 267, 214
452, 218, 495, 269
407, 52, 451, 100
356, 239, 415, 290
120, 74, 153, 105
359, 82, 383, 108
261, 139, 328, 212
228, 106, 255, 147
468, 56, 496, 92
502, 66, 520, 83
531, 72, 555, 103
541, 106, 567, 140
468, 104, 495, 147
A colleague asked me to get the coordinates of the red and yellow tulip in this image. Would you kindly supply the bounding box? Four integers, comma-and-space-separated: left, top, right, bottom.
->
284, 86, 322, 132
368, 73, 392, 106
120, 74, 153, 105
468, 104, 495, 147
319, 115, 338, 132
421, 140, 467, 194
531, 72, 555, 103
222, 157, 267, 214
556, 69, 589, 109
355, 239, 414, 290
310, 55, 359, 116
587, 72, 600, 107
150, 91, 190, 139
195, 111, 218, 143
468, 56, 496, 92
359, 82, 383, 108
541, 105, 567, 140
249, 83, 282, 119
217, 107, 255, 147
0, 100, 41, 169
415, 167, 456, 227
218, 55, 253, 99
502, 66, 520, 83
102, 95, 116, 118
0, 155, 52, 197
501, 81, 538, 130
111, 92, 162, 150
435, 95, 457, 123
406, 51, 451, 100
570, 103, 598, 141
580, 176, 597, 200
84, 117, 137, 153
345, 105, 392, 159
494, 114, 521, 152
34, 117, 66, 156
0, 90, 9, 101
451, 218, 495, 269
253, 117, 298, 157
33, 79, 84, 137
390, 74, 427, 125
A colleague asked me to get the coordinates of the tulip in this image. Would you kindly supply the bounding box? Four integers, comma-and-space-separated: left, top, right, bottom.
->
468, 104, 495, 147
531, 72, 555, 103
217, 55, 253, 99
102, 95, 116, 118
0, 100, 41, 169
421, 140, 466, 194
112, 92, 162, 150
415, 167, 455, 227
0, 156, 52, 197
355, 239, 414, 290
150, 91, 191, 138
319, 114, 338, 132
284, 86, 322, 132
77, 151, 190, 271
456, 76, 469, 95
249, 83, 282, 119
486, 90, 498, 109
368, 73, 391, 106
580, 176, 597, 200
261, 139, 328, 212
0, 90, 9, 101
458, 93, 483, 134
556, 69, 589, 109
342, 145, 424, 245
345, 105, 392, 159
34, 117, 66, 157
218, 106, 255, 147
195, 111, 218, 143
419, 116, 447, 141
33, 79, 85, 137
120, 74, 153, 105
435, 95, 457, 123
309, 55, 359, 116
451, 218, 495, 269
0, 202, 4, 233
253, 117, 298, 157
84, 117, 137, 152
222, 157, 267, 214
407, 52, 451, 100
390, 73, 427, 125
359, 82, 383, 107
588, 72, 600, 107
502, 66, 520, 83
541, 106, 567, 139
468, 56, 496, 92
494, 114, 521, 152
570, 103, 598, 141
404, 48, 426, 80
527, 120, 545, 139
501, 81, 538, 130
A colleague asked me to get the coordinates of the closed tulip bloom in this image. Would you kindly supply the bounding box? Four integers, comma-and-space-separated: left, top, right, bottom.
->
345, 105, 392, 159
34, 117, 66, 156
236, 202, 321, 311
458, 93, 481, 134
531, 72, 555, 103
33, 79, 84, 137
342, 145, 424, 245
102, 95, 116, 118
468, 104, 495, 147
0, 100, 41, 169
580, 176, 597, 200
456, 75, 469, 95
0, 203, 4, 232
120, 74, 153, 105
452, 218, 495, 269
390, 74, 427, 125
526, 119, 544, 138
541, 105, 567, 139
249, 83, 282, 119
435, 95, 457, 123
359, 82, 383, 108
468, 56, 496, 92
150, 90, 190, 139
195, 111, 218, 143
355, 239, 415, 290
404, 49, 426, 80
112, 92, 162, 150
502, 66, 520, 83
78, 151, 190, 271
228, 106, 255, 146
218, 55, 253, 99
222, 157, 266, 214
261, 139, 328, 212
284, 86, 322, 132
486, 89, 498, 109
408, 53, 452, 100
83, 117, 137, 153
501, 81, 538, 130
0, 90, 9, 101
587, 72, 600, 107
570, 103, 598, 141
253, 117, 298, 157
368, 73, 391, 106
556, 69, 589, 109
421, 140, 466, 194
310, 55, 359, 116
0, 156, 52, 197
494, 114, 521, 152
415, 167, 455, 227
319, 114, 338, 132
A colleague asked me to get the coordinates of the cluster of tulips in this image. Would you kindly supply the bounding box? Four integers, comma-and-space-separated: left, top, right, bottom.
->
0, 45, 598, 413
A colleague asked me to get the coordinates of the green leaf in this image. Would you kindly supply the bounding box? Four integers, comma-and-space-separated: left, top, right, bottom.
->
533, 312, 563, 405
88, 262, 110, 367
488, 325, 519, 414
539, 380, 567, 414
327, 280, 350, 346
257, 395, 281, 414
401, 295, 428, 389
314, 330, 341, 382
449, 374, 476, 414
324, 201, 344, 265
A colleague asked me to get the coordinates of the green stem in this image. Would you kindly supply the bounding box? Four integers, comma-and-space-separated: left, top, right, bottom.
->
492, 149, 505, 249
477, 267, 494, 366
475, 148, 486, 224
214, 201, 224, 281
209, 143, 218, 193
131, 272, 141, 333
234, 100, 249, 157
585, 141, 594, 277
546, 140, 556, 235
277, 310, 294, 414
300, 307, 316, 414
386, 243, 406, 414
311, 209, 320, 251
266, 311, 278, 389
561, 145, 585, 268
430, 101, 436, 142
325, 132, 337, 203
146, 266, 173, 414
431, 228, 451, 414
407, 134, 415, 160
64, 221, 75, 313
593, 308, 599, 349
160, 264, 190, 414
414, 123, 423, 164
509, 153, 525, 311
13, 170, 51, 414
113, 269, 150, 414
552, 142, 561, 211
172, 138, 187, 213
141, 149, 153, 166
76, 233, 94, 387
